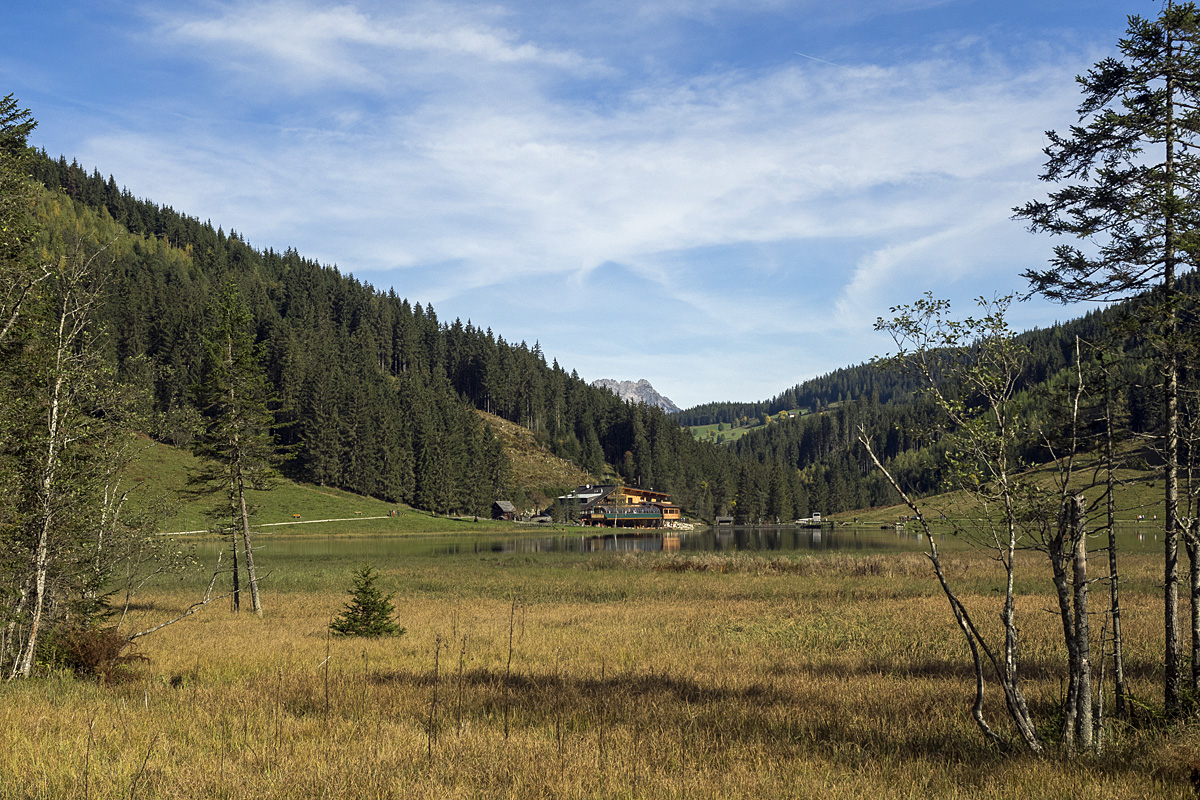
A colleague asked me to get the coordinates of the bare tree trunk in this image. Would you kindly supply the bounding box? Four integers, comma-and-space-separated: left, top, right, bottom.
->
1185, 523, 1200, 707
14, 291, 74, 678
1163, 15, 1183, 718
1103, 359, 1129, 719
1070, 498, 1093, 750
127, 557, 227, 641
1048, 509, 1078, 751
238, 474, 262, 615
1050, 495, 1093, 751
1165, 325, 1181, 716
996, 530, 1041, 754
2, 591, 28, 679
926, 545, 1002, 747
226, 465, 241, 613
859, 429, 1041, 754
1096, 611, 1109, 755
994, 424, 1043, 755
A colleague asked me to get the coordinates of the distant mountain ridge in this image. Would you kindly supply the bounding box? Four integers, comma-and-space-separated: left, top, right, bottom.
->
592, 379, 681, 414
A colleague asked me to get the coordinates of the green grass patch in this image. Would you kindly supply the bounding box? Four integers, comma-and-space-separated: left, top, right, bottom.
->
688, 408, 809, 445
833, 444, 1169, 526
121, 435, 550, 536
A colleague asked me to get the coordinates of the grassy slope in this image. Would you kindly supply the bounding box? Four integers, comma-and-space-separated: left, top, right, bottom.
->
476, 410, 602, 506
687, 407, 810, 445
125, 437, 401, 534
831, 444, 1169, 525
125, 412, 603, 535
124, 442, 494, 536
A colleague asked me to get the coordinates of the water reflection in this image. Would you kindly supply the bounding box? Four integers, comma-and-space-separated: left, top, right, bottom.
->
421, 524, 950, 556
196, 522, 1166, 560
410, 522, 1166, 557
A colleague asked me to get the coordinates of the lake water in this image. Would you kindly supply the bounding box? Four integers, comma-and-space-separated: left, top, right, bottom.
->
198, 522, 1169, 560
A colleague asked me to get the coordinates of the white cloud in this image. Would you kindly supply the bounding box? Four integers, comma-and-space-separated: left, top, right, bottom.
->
153, 0, 603, 93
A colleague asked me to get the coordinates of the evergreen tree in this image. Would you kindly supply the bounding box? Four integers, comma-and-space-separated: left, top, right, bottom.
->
0, 94, 40, 346
330, 565, 403, 637
1013, 2, 1200, 716
192, 280, 278, 615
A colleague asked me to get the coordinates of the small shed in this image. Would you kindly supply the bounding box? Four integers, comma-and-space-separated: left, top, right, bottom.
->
492, 500, 517, 521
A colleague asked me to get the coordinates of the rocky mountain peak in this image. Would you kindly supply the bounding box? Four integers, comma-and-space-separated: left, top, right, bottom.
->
592, 378, 681, 414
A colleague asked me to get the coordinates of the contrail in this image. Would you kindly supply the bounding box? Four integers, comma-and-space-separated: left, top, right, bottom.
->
795, 51, 843, 68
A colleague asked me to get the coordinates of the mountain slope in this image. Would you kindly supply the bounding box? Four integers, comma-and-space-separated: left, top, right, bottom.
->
32, 149, 1177, 526
475, 410, 599, 511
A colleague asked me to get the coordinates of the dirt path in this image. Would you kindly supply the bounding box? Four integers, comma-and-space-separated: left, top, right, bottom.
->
161, 515, 392, 535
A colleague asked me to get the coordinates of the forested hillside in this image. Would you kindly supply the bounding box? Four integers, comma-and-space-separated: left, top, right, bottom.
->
677, 302, 1153, 427
30, 153, 767, 519
673, 291, 1174, 514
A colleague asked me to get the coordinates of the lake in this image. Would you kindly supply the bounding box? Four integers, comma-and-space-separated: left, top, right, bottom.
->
192, 522, 1169, 560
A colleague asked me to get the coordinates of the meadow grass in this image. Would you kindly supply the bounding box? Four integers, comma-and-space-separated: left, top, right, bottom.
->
124, 435, 545, 536
3, 547, 1198, 799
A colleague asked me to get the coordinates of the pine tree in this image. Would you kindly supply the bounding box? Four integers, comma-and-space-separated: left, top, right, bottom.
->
330, 565, 404, 637
1013, 2, 1200, 716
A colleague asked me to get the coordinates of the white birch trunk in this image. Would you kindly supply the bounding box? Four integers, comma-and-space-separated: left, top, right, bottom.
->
14, 292, 72, 678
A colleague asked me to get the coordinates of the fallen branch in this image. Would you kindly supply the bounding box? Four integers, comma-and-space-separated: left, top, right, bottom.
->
126, 557, 229, 641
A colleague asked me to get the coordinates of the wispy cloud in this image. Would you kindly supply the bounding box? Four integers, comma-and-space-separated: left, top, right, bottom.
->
153, 1, 603, 92
40, 0, 1118, 405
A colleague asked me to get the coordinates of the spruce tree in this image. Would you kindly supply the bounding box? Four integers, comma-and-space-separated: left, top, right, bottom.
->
330, 565, 403, 637
0, 93, 40, 347
192, 279, 277, 615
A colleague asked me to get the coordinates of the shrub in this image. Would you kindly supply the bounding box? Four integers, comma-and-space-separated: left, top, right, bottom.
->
330, 565, 405, 637
53, 626, 147, 681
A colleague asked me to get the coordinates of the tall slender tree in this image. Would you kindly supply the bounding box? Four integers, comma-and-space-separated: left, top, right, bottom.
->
1013, 2, 1200, 717
192, 280, 277, 615
7, 239, 115, 678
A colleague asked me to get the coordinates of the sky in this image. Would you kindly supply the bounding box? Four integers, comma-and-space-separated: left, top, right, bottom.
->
0, 1, 1161, 408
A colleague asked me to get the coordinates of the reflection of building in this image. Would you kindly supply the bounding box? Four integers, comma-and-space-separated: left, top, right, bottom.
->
556, 484, 682, 529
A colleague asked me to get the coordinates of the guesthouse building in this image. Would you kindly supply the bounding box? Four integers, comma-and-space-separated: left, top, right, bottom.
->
556, 484, 682, 529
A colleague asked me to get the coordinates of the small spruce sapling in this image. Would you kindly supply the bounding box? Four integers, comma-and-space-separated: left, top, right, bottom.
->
330, 565, 404, 637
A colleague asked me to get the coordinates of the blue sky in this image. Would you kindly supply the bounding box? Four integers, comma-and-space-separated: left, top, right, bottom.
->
2, 1, 1156, 408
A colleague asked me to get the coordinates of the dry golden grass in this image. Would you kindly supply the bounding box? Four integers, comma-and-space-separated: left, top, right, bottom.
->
3, 549, 1198, 799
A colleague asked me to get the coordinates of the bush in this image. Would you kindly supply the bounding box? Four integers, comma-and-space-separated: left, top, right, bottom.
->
330, 565, 405, 637
53, 626, 146, 681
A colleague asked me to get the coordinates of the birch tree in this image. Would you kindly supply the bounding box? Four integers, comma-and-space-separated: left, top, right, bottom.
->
3, 237, 115, 678
865, 294, 1043, 754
